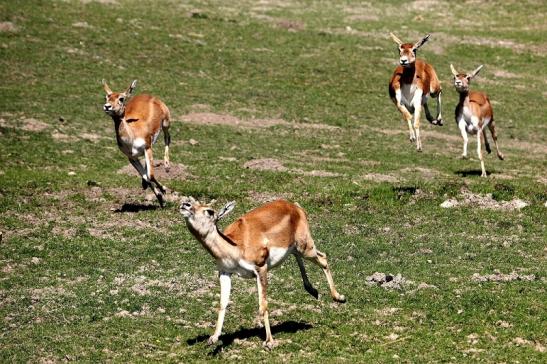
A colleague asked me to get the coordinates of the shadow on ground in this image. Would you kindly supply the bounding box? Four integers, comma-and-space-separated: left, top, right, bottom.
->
114, 203, 159, 213
187, 320, 313, 355
455, 169, 491, 177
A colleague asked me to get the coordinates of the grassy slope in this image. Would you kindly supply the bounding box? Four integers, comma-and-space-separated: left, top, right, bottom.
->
0, 0, 545, 362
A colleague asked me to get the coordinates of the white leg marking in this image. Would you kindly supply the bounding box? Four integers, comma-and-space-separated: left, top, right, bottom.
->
208, 273, 231, 345
458, 119, 468, 158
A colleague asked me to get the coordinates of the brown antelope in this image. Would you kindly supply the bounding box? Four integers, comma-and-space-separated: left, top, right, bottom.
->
450, 64, 504, 177
388, 33, 443, 151
179, 197, 346, 349
102, 80, 171, 206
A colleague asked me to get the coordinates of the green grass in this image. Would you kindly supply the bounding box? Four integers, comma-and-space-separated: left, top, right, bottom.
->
1, 0, 546, 362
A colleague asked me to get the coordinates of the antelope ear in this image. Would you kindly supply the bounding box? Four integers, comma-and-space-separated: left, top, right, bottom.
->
413, 34, 431, 50
126, 79, 137, 96
450, 64, 459, 77
468, 64, 484, 79
389, 32, 403, 46
216, 201, 236, 221
102, 79, 112, 95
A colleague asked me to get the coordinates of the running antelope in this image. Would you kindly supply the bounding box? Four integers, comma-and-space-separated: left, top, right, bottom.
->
179, 197, 346, 349
450, 64, 504, 177
388, 33, 443, 151
102, 80, 171, 206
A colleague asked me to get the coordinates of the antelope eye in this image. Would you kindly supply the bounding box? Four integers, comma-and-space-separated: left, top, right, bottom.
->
204, 209, 215, 217
181, 202, 191, 208
118, 97, 125, 103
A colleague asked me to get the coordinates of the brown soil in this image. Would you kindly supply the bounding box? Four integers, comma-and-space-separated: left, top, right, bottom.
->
243, 158, 288, 172
365, 272, 412, 290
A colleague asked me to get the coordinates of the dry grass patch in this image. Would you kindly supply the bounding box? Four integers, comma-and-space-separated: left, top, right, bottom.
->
180, 112, 340, 131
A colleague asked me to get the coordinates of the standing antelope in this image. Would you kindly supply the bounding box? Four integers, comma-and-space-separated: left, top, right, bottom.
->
102, 80, 171, 206
450, 64, 504, 177
179, 197, 346, 349
388, 33, 443, 151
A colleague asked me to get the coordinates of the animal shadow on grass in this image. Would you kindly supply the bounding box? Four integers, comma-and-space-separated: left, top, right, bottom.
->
455, 169, 491, 177
114, 203, 158, 213
187, 320, 313, 355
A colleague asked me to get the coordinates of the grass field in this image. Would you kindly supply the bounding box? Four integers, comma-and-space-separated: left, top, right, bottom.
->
1, 0, 546, 362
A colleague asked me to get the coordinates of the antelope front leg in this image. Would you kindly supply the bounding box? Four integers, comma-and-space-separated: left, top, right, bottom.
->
458, 120, 468, 159
129, 158, 150, 190
477, 129, 487, 177
393, 90, 415, 143
208, 273, 231, 345
412, 90, 424, 151
255, 266, 274, 349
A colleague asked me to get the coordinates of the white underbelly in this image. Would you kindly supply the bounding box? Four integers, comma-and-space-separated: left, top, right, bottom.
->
267, 247, 293, 269
461, 107, 490, 134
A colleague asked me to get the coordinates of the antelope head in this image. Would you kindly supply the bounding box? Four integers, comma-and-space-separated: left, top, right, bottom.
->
102, 79, 137, 117
450, 64, 483, 93
180, 196, 236, 236
390, 33, 431, 68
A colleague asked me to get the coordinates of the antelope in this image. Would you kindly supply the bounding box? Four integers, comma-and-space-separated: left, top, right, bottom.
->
450, 64, 504, 177
388, 33, 443, 151
179, 197, 346, 349
102, 80, 171, 206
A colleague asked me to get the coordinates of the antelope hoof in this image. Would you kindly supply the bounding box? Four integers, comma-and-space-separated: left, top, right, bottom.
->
156, 192, 165, 208
436, 118, 444, 126
207, 335, 219, 346
164, 161, 170, 173
263, 339, 276, 350
460, 154, 468, 160
305, 285, 319, 299
158, 184, 167, 194
334, 294, 346, 303
498, 153, 505, 161
141, 178, 150, 190
481, 172, 488, 178
409, 136, 416, 143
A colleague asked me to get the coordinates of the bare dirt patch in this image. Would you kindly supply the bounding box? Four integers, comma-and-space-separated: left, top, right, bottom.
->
400, 167, 443, 180
362, 173, 399, 183
276, 19, 305, 32
180, 112, 339, 131
247, 191, 294, 204
440, 188, 528, 210
243, 158, 342, 177
21, 118, 49, 132
243, 158, 288, 172
81, 0, 118, 4
471, 271, 536, 283
512, 337, 546, 353
117, 162, 193, 181
365, 272, 412, 290
51, 132, 78, 142
0, 22, 18, 33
